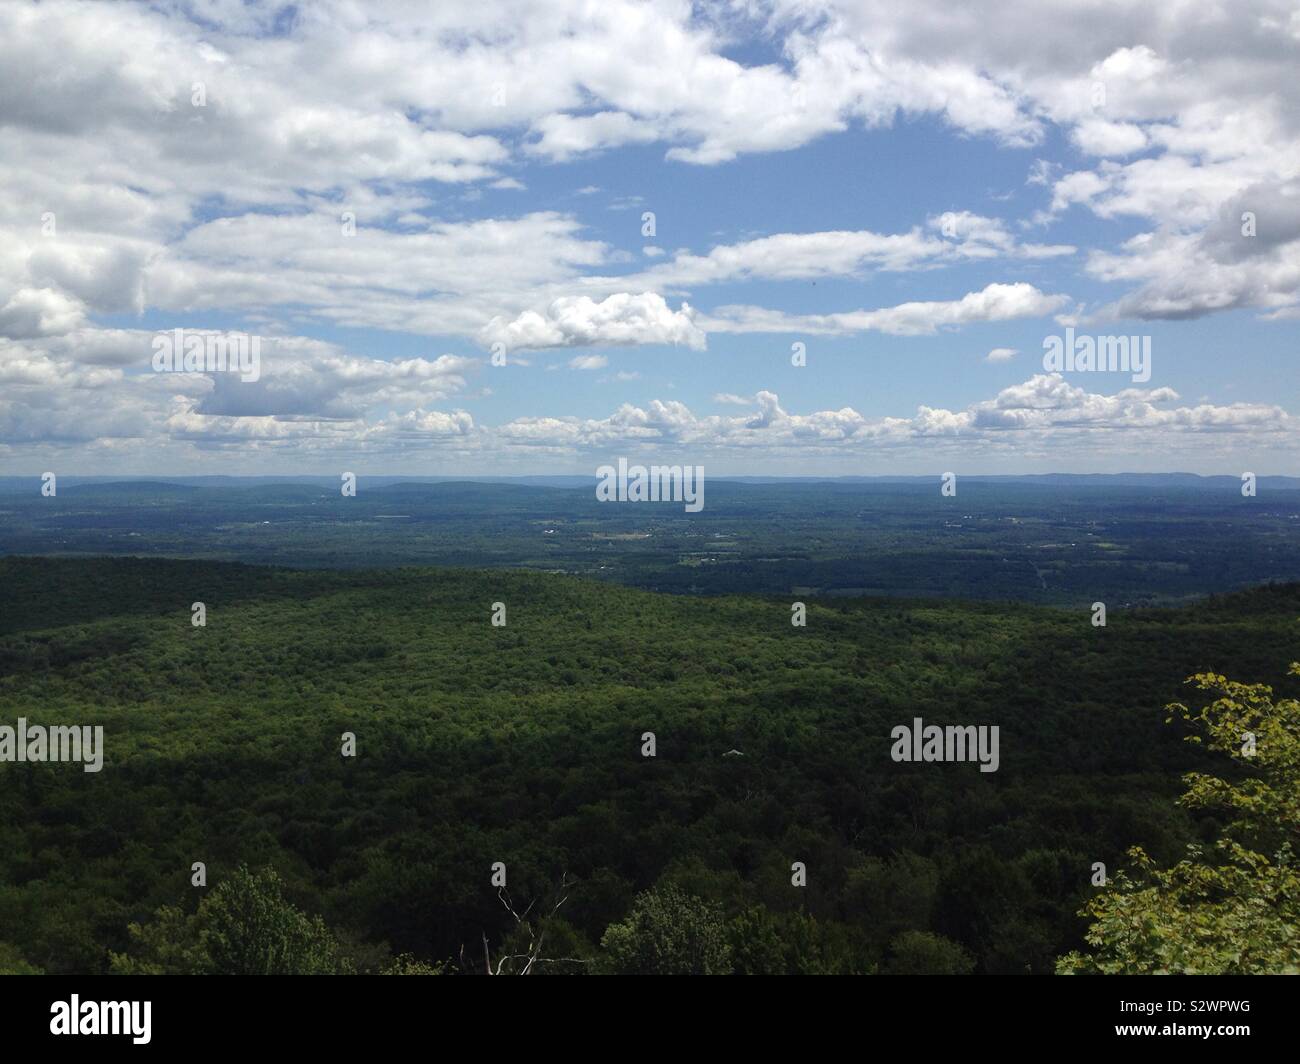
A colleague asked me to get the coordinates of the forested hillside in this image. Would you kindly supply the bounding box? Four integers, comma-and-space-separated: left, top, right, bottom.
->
2, 556, 1297, 974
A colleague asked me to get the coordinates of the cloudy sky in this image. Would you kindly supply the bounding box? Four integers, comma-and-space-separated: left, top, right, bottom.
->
1, 0, 1297, 475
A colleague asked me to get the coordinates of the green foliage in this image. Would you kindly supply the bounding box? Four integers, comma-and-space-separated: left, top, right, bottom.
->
1059, 664, 1300, 974
492, 915, 592, 976
727, 906, 869, 974
0, 941, 43, 974
110, 866, 351, 975
380, 954, 448, 975
109, 906, 206, 976
199, 866, 351, 975
844, 852, 938, 954
599, 885, 731, 975
884, 931, 975, 975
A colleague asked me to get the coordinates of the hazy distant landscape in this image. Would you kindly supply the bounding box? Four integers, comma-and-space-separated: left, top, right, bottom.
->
3, 475, 1299, 605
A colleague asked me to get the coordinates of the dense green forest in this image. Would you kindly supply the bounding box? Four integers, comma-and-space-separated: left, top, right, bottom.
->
2, 555, 1297, 973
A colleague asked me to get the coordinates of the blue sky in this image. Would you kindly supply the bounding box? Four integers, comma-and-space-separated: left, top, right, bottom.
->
1, 1, 1297, 475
